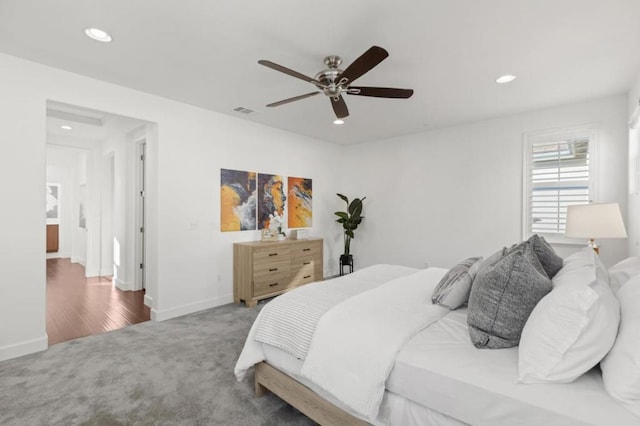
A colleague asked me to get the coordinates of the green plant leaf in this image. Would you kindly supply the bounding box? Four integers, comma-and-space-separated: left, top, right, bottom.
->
337, 193, 349, 205
334, 211, 348, 219
347, 199, 361, 215
350, 203, 363, 218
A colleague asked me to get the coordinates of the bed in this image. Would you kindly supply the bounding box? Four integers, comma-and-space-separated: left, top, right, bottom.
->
234, 250, 640, 425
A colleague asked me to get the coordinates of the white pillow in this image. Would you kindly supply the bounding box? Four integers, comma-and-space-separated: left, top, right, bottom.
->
518, 248, 620, 383
608, 257, 640, 294
601, 274, 640, 417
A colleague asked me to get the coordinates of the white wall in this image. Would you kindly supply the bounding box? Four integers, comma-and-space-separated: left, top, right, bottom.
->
0, 58, 47, 360
73, 150, 88, 266
0, 53, 344, 360
344, 95, 629, 270
46, 146, 77, 258
627, 72, 640, 257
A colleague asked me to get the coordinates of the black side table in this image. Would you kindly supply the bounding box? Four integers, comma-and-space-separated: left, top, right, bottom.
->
339, 254, 354, 276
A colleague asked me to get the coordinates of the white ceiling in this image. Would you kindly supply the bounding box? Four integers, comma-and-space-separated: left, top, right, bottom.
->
2, 0, 640, 145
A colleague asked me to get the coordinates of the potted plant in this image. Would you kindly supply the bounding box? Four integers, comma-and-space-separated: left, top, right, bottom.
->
334, 193, 366, 274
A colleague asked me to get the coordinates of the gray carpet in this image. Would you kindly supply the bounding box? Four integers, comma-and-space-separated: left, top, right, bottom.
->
0, 303, 315, 425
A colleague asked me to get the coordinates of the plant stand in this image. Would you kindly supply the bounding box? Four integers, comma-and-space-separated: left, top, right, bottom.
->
339, 254, 354, 276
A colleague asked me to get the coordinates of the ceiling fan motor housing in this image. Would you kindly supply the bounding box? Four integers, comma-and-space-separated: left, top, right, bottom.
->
316, 55, 345, 98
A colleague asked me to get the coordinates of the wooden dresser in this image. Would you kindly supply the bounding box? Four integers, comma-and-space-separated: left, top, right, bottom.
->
233, 238, 323, 307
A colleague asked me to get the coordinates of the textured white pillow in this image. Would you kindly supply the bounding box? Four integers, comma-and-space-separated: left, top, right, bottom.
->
518, 248, 620, 383
608, 257, 640, 294
601, 274, 640, 417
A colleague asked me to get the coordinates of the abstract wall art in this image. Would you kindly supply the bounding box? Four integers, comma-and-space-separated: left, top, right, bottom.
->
287, 176, 312, 228
220, 168, 257, 231
46, 183, 60, 224
257, 173, 286, 230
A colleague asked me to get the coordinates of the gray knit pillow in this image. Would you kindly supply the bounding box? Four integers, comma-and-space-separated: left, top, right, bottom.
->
474, 248, 507, 279
505, 240, 549, 278
432, 257, 483, 309
467, 250, 553, 349
529, 234, 563, 278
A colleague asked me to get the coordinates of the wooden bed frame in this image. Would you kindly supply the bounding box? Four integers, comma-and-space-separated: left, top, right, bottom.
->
254, 361, 369, 425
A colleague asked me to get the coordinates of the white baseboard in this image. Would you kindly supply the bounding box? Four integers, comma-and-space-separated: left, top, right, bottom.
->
144, 294, 152, 308
115, 278, 133, 291
151, 294, 234, 321
70, 256, 86, 266
0, 335, 48, 362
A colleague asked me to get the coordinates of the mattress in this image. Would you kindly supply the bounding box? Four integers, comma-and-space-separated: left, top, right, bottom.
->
262, 344, 466, 426
387, 308, 639, 426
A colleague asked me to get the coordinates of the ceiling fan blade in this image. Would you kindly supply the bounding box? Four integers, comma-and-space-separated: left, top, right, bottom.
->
331, 95, 349, 119
347, 86, 414, 99
258, 60, 320, 84
266, 91, 321, 107
339, 46, 389, 85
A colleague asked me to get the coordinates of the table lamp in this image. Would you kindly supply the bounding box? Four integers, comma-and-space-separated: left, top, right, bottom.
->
565, 203, 627, 254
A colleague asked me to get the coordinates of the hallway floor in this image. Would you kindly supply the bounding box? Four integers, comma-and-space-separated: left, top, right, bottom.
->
46, 258, 150, 346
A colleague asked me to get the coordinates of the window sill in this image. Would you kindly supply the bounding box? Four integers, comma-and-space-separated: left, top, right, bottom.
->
526, 233, 587, 247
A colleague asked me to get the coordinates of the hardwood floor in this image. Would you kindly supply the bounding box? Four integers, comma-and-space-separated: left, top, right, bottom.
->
46, 258, 150, 346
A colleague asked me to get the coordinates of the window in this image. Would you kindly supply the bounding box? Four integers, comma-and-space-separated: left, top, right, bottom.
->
523, 126, 596, 242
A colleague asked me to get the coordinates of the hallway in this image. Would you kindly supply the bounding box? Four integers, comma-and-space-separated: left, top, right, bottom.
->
46, 258, 150, 345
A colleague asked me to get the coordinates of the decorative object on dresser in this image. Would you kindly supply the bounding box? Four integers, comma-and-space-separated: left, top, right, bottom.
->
334, 193, 365, 276
565, 202, 627, 254
289, 229, 309, 240
233, 238, 323, 307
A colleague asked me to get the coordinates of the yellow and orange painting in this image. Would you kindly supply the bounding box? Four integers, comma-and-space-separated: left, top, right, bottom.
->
257, 173, 286, 230
220, 169, 256, 231
287, 177, 312, 228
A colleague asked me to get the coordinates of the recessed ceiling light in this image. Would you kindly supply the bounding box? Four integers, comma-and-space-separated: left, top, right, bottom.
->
60, 125, 73, 130
333, 119, 344, 125
496, 74, 517, 84
84, 27, 112, 43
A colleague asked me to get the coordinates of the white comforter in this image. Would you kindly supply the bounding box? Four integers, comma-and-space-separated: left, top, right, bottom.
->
234, 264, 420, 379
301, 267, 449, 421
234, 264, 449, 421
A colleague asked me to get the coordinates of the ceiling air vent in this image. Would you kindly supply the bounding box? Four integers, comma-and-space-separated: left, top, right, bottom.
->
233, 106, 254, 114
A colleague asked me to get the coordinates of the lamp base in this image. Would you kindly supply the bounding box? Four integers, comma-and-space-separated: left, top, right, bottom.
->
588, 239, 600, 255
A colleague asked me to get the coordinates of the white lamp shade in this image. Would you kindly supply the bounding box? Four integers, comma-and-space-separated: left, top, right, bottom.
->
565, 203, 627, 239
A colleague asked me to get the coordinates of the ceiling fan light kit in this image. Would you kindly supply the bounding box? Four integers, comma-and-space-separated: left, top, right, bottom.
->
259, 46, 414, 120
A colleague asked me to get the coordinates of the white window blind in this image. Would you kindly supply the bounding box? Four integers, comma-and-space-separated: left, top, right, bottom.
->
525, 136, 592, 238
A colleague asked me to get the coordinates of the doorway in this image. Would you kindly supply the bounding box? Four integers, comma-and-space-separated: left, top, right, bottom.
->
45, 101, 153, 345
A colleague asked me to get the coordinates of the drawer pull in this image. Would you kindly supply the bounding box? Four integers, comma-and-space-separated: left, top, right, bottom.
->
303, 261, 311, 265
302, 248, 311, 252
269, 268, 278, 272
268, 253, 278, 257
303, 275, 311, 279
269, 283, 278, 287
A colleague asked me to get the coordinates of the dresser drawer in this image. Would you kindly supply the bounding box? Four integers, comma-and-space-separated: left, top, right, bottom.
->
253, 258, 290, 278
290, 263, 315, 286
254, 272, 291, 296
290, 241, 321, 259
254, 246, 291, 265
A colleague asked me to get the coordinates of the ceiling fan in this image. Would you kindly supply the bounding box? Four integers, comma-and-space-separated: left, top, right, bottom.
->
258, 46, 414, 120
